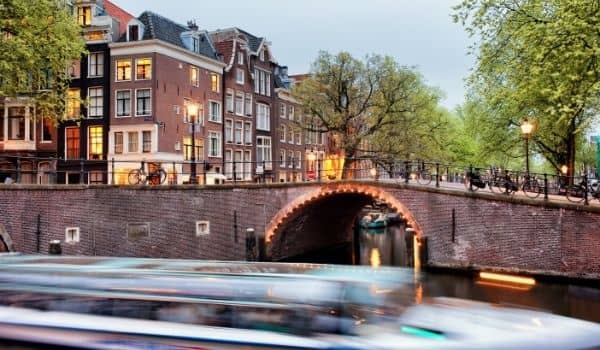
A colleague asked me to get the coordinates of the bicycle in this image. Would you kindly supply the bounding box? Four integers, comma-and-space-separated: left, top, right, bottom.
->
566, 177, 600, 203
415, 162, 434, 185
490, 170, 518, 195
128, 161, 167, 185
521, 174, 543, 199
464, 168, 486, 191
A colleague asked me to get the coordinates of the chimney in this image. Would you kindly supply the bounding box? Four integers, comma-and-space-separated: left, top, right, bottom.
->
187, 20, 198, 31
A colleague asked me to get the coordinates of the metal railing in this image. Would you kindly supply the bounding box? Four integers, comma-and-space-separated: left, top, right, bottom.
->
0, 156, 598, 205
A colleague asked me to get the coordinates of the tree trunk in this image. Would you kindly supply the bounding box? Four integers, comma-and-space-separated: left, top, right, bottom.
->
342, 157, 354, 180
567, 132, 576, 185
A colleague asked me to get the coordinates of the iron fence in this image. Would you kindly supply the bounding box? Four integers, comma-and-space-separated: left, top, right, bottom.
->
0, 156, 598, 205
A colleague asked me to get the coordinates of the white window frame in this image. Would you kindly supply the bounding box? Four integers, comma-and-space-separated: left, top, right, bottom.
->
235, 91, 244, 116
245, 93, 252, 117
208, 100, 222, 123
87, 87, 103, 119
196, 221, 210, 236
280, 149, 286, 168
243, 150, 252, 180
135, 57, 152, 81
65, 227, 80, 243
296, 130, 302, 145
256, 103, 270, 131
208, 131, 222, 158
225, 119, 233, 144
256, 136, 272, 168
280, 104, 286, 119
135, 88, 152, 117
127, 131, 139, 153
280, 125, 286, 142
244, 121, 252, 145
237, 51, 244, 65
296, 151, 302, 169
234, 120, 243, 145
254, 68, 260, 93
225, 149, 233, 179
88, 52, 104, 78
226, 89, 234, 113
115, 89, 131, 118
236, 68, 244, 85
115, 59, 132, 82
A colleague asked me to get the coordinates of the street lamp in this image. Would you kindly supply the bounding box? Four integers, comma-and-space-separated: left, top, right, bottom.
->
520, 118, 534, 175
186, 103, 200, 184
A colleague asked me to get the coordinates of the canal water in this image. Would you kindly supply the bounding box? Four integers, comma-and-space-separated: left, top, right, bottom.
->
358, 224, 600, 323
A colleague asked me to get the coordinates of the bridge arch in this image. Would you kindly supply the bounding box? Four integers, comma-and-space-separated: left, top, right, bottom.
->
265, 183, 423, 261
0, 224, 14, 253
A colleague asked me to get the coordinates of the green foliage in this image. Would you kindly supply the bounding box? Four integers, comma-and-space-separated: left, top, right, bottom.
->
0, 0, 86, 120
454, 0, 600, 177
293, 51, 451, 177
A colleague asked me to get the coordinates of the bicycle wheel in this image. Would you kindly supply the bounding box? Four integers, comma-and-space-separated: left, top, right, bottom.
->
158, 169, 167, 184
417, 172, 432, 185
566, 185, 584, 203
464, 175, 475, 191
522, 179, 541, 199
128, 169, 142, 185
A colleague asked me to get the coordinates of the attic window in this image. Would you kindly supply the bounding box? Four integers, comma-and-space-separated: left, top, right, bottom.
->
129, 25, 139, 41
77, 6, 92, 26
192, 37, 199, 53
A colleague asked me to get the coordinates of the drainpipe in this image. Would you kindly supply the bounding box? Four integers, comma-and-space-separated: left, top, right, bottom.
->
221, 63, 226, 174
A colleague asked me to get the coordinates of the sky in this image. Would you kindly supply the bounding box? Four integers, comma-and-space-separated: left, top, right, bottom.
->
112, 0, 474, 111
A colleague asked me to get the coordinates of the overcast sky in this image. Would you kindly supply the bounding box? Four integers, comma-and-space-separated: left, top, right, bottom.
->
113, 0, 473, 111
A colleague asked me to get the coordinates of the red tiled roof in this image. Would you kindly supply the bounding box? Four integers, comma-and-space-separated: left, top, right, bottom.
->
104, 0, 135, 37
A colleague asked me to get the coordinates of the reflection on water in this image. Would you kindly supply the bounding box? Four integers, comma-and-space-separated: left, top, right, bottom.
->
358, 224, 600, 323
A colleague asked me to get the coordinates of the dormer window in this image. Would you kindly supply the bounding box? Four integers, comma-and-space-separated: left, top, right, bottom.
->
128, 25, 139, 41
192, 37, 199, 53
77, 6, 92, 26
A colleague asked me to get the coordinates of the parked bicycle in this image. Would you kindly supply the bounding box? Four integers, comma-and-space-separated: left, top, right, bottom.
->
489, 169, 518, 195
128, 161, 167, 185
566, 176, 600, 203
521, 174, 543, 199
415, 162, 434, 185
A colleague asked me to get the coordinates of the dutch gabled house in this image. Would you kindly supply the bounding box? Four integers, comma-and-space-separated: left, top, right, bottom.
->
108, 12, 225, 184
210, 28, 275, 183
58, 0, 133, 184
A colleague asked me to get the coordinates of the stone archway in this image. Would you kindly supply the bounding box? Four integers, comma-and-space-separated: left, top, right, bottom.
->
0, 224, 14, 253
265, 183, 423, 261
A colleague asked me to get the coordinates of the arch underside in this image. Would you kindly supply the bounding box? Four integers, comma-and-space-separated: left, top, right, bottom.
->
265, 184, 422, 261
0, 224, 14, 253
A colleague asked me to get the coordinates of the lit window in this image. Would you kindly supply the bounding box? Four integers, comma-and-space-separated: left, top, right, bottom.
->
88, 126, 103, 160
87, 87, 103, 118
116, 59, 132, 81
66, 88, 80, 119
65, 127, 80, 159
77, 7, 91, 26
190, 66, 199, 87
136, 58, 152, 80
116, 90, 131, 117
136, 89, 151, 116
211, 73, 219, 92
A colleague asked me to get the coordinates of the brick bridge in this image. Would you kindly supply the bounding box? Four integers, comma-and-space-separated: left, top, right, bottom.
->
0, 182, 598, 279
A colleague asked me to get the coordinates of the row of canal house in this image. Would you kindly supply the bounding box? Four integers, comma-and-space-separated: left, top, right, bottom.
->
0, 0, 330, 185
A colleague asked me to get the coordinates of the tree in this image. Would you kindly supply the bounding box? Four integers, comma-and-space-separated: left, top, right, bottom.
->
454, 0, 600, 179
0, 0, 86, 120
294, 51, 445, 178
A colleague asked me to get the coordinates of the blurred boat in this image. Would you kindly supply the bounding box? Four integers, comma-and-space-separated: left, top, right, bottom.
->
360, 212, 387, 228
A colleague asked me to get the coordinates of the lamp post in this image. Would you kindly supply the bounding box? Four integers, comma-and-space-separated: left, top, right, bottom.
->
520, 118, 534, 175
186, 103, 199, 184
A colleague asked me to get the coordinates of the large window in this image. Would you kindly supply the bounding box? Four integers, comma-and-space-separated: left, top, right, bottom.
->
8, 107, 25, 140
225, 149, 233, 179
256, 136, 272, 166
128, 132, 138, 153
235, 92, 244, 116
236, 68, 244, 85
254, 69, 272, 96
280, 125, 286, 142
208, 101, 221, 122
280, 104, 286, 118
65, 127, 80, 159
256, 103, 270, 131
142, 131, 151, 153
244, 121, 252, 145
77, 6, 91, 26
234, 150, 243, 180
226, 89, 233, 113
208, 131, 222, 157
136, 89, 151, 116
114, 132, 123, 154
116, 59, 132, 81
88, 52, 104, 77
116, 90, 131, 117
211, 73, 219, 92
244, 151, 252, 180
88, 126, 103, 160
136, 58, 152, 80
234, 121, 243, 145
88, 87, 103, 118
66, 88, 80, 119
225, 119, 233, 143
190, 66, 199, 87
280, 149, 286, 168
289, 106, 295, 121
245, 93, 252, 117
296, 151, 302, 169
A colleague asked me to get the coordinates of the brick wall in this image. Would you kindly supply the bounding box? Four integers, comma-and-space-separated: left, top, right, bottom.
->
0, 182, 598, 279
